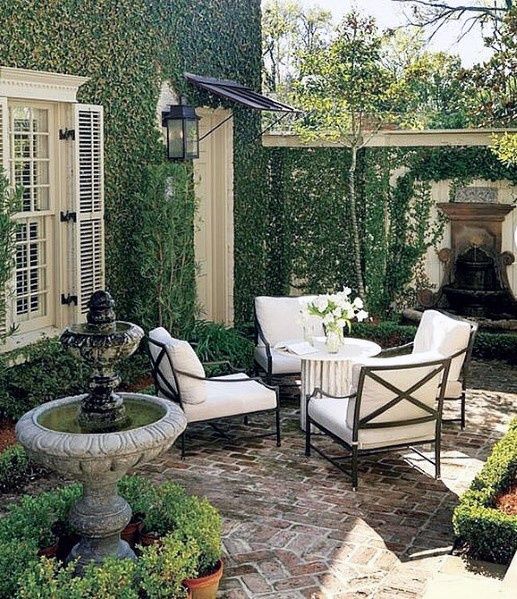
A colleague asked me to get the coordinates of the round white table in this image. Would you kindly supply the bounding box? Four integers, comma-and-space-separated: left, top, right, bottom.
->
286, 337, 381, 431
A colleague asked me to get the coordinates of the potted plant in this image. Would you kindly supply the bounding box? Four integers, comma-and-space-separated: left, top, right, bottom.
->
304, 287, 368, 353
119, 475, 160, 547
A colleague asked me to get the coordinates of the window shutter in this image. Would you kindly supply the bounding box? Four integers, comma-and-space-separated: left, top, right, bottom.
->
0, 98, 9, 336
71, 104, 105, 320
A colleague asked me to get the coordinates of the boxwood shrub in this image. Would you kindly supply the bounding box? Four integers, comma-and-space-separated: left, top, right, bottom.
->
453, 418, 517, 564
0, 476, 222, 597
0, 444, 36, 494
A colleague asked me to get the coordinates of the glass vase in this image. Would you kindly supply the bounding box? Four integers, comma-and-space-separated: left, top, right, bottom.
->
325, 328, 343, 353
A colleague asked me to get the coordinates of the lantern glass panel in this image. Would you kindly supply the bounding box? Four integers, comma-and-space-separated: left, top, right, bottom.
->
167, 119, 184, 159
185, 119, 199, 159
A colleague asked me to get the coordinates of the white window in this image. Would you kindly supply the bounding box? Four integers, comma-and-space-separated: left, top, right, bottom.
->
0, 67, 105, 350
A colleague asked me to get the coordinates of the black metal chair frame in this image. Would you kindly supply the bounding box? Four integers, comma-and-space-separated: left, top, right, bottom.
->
148, 337, 281, 458
305, 355, 451, 490
253, 302, 303, 389
380, 310, 478, 429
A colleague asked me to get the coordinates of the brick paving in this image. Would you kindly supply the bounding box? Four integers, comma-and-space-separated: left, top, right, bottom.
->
1, 360, 515, 598
140, 359, 516, 598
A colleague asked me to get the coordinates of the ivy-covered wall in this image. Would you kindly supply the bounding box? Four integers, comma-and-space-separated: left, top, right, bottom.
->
263, 145, 517, 317
0, 0, 266, 325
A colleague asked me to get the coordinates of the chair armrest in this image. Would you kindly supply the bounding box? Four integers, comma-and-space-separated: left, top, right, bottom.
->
379, 341, 414, 356
307, 387, 357, 402
176, 369, 265, 384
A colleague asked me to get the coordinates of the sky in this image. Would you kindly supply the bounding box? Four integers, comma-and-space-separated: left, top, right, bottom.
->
294, 0, 493, 66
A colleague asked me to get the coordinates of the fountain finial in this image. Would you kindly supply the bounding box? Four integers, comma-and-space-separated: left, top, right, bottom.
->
60, 290, 144, 433
87, 290, 116, 326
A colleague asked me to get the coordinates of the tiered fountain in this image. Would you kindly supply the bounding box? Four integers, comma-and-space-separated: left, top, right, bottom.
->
16, 291, 186, 571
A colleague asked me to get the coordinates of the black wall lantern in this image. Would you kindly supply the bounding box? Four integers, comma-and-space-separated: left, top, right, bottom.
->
162, 99, 200, 161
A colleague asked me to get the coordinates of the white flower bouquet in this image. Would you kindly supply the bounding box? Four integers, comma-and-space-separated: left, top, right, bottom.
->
303, 288, 368, 352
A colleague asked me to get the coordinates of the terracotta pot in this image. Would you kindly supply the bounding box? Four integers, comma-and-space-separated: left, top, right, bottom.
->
37, 540, 59, 559
140, 531, 162, 547
121, 513, 144, 546
183, 560, 223, 599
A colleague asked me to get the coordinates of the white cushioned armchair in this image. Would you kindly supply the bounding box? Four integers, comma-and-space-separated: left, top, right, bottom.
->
381, 310, 477, 428
306, 352, 452, 490
254, 295, 324, 384
148, 327, 280, 457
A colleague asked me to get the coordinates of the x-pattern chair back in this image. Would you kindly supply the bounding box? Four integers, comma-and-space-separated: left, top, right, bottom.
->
355, 358, 451, 433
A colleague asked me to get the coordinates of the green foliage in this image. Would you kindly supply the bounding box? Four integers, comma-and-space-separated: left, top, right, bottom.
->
0, 476, 221, 596
490, 132, 517, 167
131, 163, 198, 335
0, 444, 32, 494
0, 0, 266, 331
185, 320, 254, 373
137, 533, 197, 598
0, 173, 21, 338
0, 339, 87, 421
453, 418, 517, 564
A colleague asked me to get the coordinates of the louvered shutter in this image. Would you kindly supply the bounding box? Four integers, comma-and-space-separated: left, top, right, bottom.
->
0, 98, 9, 336
71, 104, 105, 320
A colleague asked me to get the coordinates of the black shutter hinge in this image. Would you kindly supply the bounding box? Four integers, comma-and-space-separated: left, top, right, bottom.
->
60, 211, 77, 223
59, 128, 75, 141
61, 294, 78, 306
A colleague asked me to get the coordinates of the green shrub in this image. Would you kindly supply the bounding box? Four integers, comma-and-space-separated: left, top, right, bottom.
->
0, 476, 221, 595
453, 418, 517, 564
185, 320, 254, 373
0, 445, 31, 493
137, 533, 197, 598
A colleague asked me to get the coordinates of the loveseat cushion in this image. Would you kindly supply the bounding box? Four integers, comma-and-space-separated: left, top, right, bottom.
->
182, 373, 277, 423
308, 396, 435, 450
254, 346, 302, 375
149, 327, 206, 405
255, 296, 323, 347
348, 351, 445, 431
412, 310, 472, 381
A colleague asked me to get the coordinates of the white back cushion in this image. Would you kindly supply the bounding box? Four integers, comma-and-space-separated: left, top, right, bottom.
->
255, 295, 323, 346
347, 351, 444, 429
412, 310, 471, 381
148, 327, 206, 404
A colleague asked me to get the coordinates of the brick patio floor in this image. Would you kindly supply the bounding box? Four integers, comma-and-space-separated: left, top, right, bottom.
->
139, 360, 516, 599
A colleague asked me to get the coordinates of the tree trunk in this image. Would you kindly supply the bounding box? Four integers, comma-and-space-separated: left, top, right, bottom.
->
348, 145, 365, 299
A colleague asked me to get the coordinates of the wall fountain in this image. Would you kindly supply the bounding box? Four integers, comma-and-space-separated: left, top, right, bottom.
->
16, 291, 187, 571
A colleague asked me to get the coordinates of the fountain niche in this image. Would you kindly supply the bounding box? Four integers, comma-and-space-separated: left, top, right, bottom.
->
418, 202, 517, 320
16, 291, 187, 571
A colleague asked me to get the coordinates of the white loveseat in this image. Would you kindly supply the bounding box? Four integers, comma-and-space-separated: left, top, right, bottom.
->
148, 327, 280, 456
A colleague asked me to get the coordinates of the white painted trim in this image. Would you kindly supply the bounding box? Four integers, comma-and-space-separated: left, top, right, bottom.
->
0, 67, 89, 102
263, 128, 517, 148
0, 326, 61, 355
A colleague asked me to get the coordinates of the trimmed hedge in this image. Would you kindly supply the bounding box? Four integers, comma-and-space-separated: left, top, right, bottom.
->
0, 475, 222, 597
453, 418, 517, 564
351, 321, 517, 364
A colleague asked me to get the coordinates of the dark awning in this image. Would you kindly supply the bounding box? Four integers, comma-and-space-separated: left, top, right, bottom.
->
185, 72, 300, 113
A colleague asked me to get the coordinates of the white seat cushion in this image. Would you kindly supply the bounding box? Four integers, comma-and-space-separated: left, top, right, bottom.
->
255, 296, 323, 347
254, 346, 301, 375
444, 379, 463, 399
308, 396, 435, 450
149, 327, 206, 405
412, 310, 472, 381
182, 373, 277, 423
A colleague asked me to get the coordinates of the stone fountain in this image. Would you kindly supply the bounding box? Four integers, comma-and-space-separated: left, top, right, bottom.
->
16, 291, 187, 570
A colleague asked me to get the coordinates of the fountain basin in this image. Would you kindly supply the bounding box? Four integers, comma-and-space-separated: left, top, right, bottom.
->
16, 392, 186, 569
